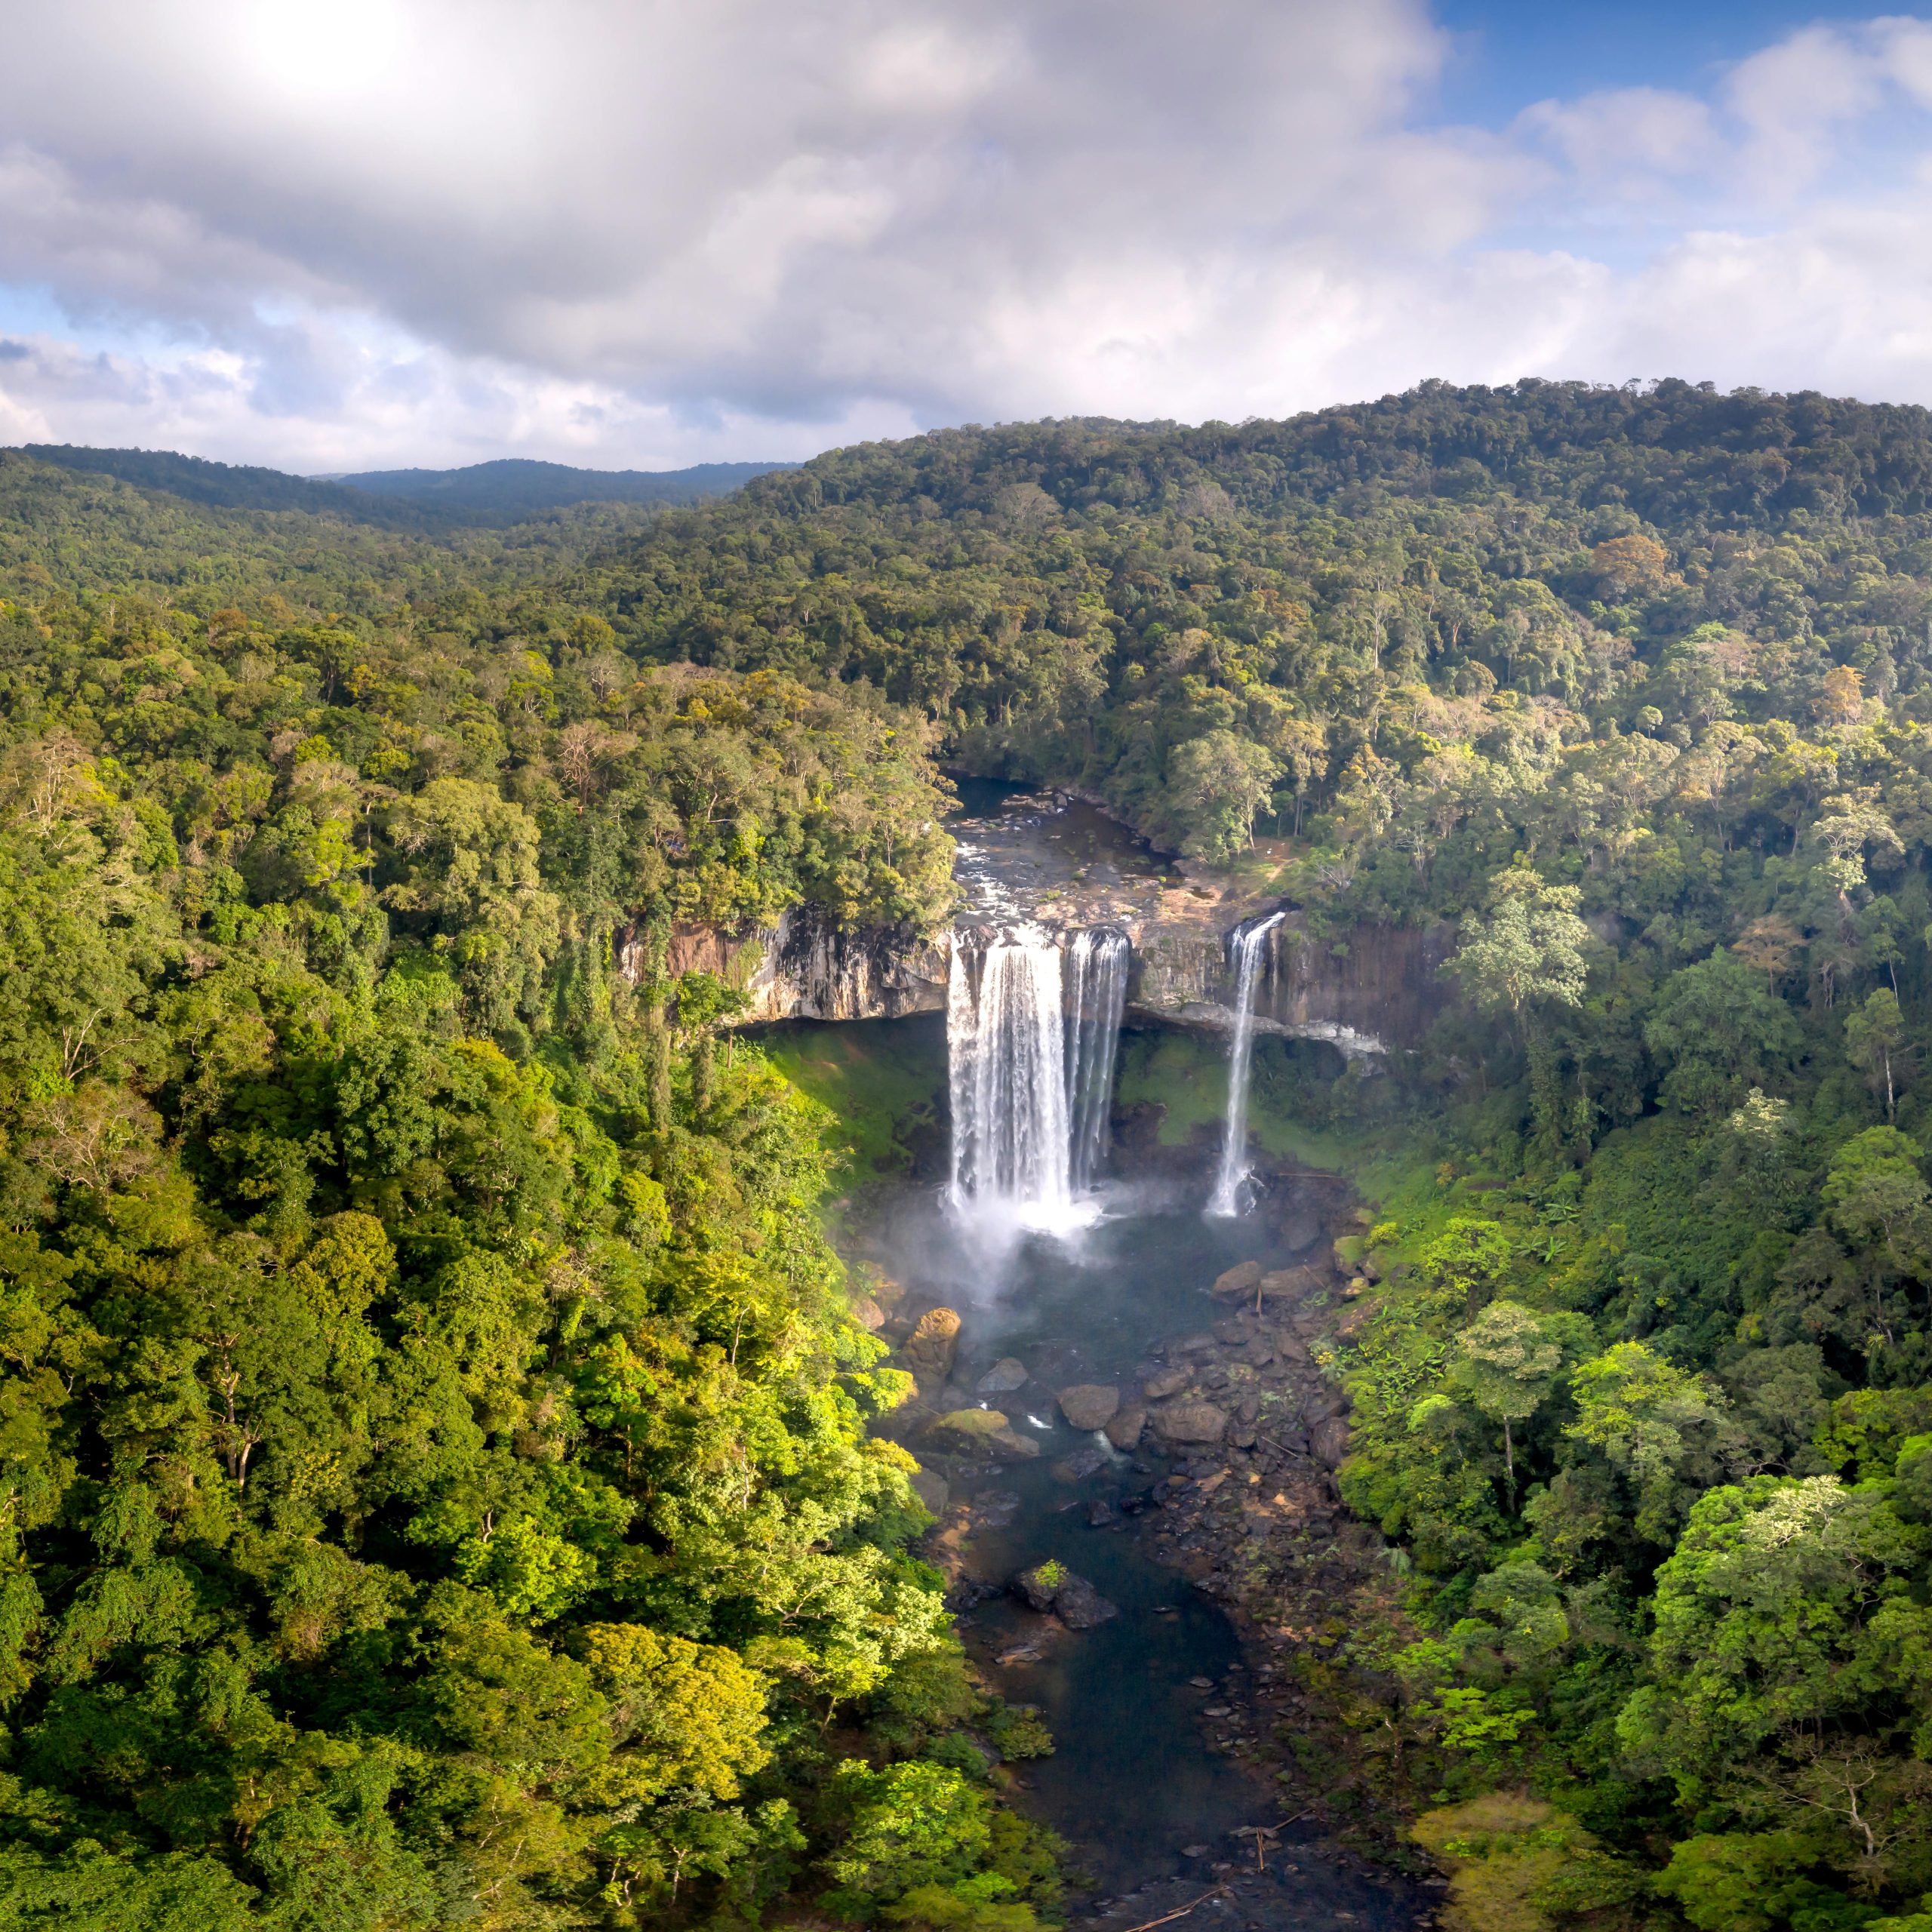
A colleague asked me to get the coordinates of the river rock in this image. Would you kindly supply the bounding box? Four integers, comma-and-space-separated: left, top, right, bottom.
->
851, 1297, 887, 1331
1302, 1387, 1345, 1425
1052, 1441, 1111, 1483
1105, 1404, 1146, 1451
930, 1407, 1006, 1444
1057, 1383, 1120, 1430
1015, 1561, 1118, 1629
1259, 1265, 1323, 1301
1152, 1401, 1229, 1446
991, 1427, 1042, 1460
909, 1466, 950, 1516
1141, 1365, 1190, 1400
1211, 1260, 1263, 1299
905, 1307, 962, 1381
1056, 1573, 1119, 1629
1312, 1416, 1351, 1468
977, 1357, 1029, 1393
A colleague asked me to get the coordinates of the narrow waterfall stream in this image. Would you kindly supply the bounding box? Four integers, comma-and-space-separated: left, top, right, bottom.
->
1206, 909, 1287, 1217
1064, 926, 1130, 1193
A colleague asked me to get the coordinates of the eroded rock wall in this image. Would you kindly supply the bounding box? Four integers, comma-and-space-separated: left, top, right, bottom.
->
623, 902, 1452, 1047
1128, 912, 1454, 1054
619, 906, 947, 1023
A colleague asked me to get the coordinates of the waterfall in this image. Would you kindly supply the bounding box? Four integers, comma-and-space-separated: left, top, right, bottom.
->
1064, 926, 1129, 1193
947, 923, 1126, 1232
1206, 910, 1286, 1217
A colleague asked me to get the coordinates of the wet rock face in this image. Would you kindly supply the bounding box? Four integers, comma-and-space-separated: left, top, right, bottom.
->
628, 826, 1453, 1041
617, 907, 947, 1023
1057, 1383, 1121, 1431
904, 1307, 962, 1383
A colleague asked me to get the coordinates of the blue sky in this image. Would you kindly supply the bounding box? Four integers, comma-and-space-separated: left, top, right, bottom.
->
3, 2, 1932, 472
1435, 1, 1885, 118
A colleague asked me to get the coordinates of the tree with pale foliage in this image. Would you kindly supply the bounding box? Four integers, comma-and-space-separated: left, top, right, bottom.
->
1447, 866, 1591, 1020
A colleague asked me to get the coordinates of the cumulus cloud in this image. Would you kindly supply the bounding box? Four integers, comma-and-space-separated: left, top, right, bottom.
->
4, 2, 1932, 467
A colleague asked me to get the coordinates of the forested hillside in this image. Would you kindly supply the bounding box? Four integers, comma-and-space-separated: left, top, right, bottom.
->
583, 383, 1932, 1932
0, 448, 1048, 1930
337, 460, 792, 521
18, 448, 786, 529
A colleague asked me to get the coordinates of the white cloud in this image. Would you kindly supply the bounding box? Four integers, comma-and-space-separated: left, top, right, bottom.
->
4, 4, 1932, 468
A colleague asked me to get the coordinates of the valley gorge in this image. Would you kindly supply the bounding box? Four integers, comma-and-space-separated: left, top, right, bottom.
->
751, 785, 1433, 1928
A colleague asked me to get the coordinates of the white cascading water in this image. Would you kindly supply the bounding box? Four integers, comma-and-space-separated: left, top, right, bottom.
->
1205, 910, 1287, 1217
1064, 927, 1130, 1194
948, 924, 1127, 1233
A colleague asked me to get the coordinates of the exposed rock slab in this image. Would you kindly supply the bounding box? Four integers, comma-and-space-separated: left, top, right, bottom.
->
904, 1307, 961, 1383
1152, 1401, 1229, 1446
1057, 1383, 1120, 1430
977, 1358, 1029, 1393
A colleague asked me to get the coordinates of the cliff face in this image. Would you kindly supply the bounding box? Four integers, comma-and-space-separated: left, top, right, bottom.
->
624, 903, 1453, 1052
620, 907, 948, 1023
1128, 914, 1454, 1055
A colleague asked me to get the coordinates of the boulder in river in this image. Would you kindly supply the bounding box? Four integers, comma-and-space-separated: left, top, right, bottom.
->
977, 1357, 1029, 1393
904, 1307, 962, 1382
1105, 1404, 1146, 1451
1141, 1364, 1190, 1400
851, 1297, 887, 1331
1015, 1560, 1118, 1629
1152, 1401, 1229, 1446
1052, 1441, 1111, 1483
1258, 1265, 1324, 1301
1057, 1383, 1120, 1430
928, 1408, 1039, 1460
930, 1407, 1006, 1444
1211, 1260, 1263, 1299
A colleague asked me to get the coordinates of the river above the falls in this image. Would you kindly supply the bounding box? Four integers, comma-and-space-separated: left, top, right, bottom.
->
947, 777, 1183, 928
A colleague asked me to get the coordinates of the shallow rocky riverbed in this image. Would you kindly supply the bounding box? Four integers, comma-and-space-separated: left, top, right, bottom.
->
855, 1171, 1435, 1932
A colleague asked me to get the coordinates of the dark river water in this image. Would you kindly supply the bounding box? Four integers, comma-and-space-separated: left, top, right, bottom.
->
869, 1191, 1276, 1863
844, 1166, 1425, 1928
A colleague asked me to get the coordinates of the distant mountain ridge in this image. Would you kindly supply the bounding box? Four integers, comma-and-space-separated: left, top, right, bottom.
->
334, 457, 789, 517
14, 445, 788, 528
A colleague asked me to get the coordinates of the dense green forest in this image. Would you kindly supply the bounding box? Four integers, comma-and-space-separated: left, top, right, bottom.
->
20, 448, 786, 530
7, 376, 1932, 1930
0, 448, 1044, 1930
